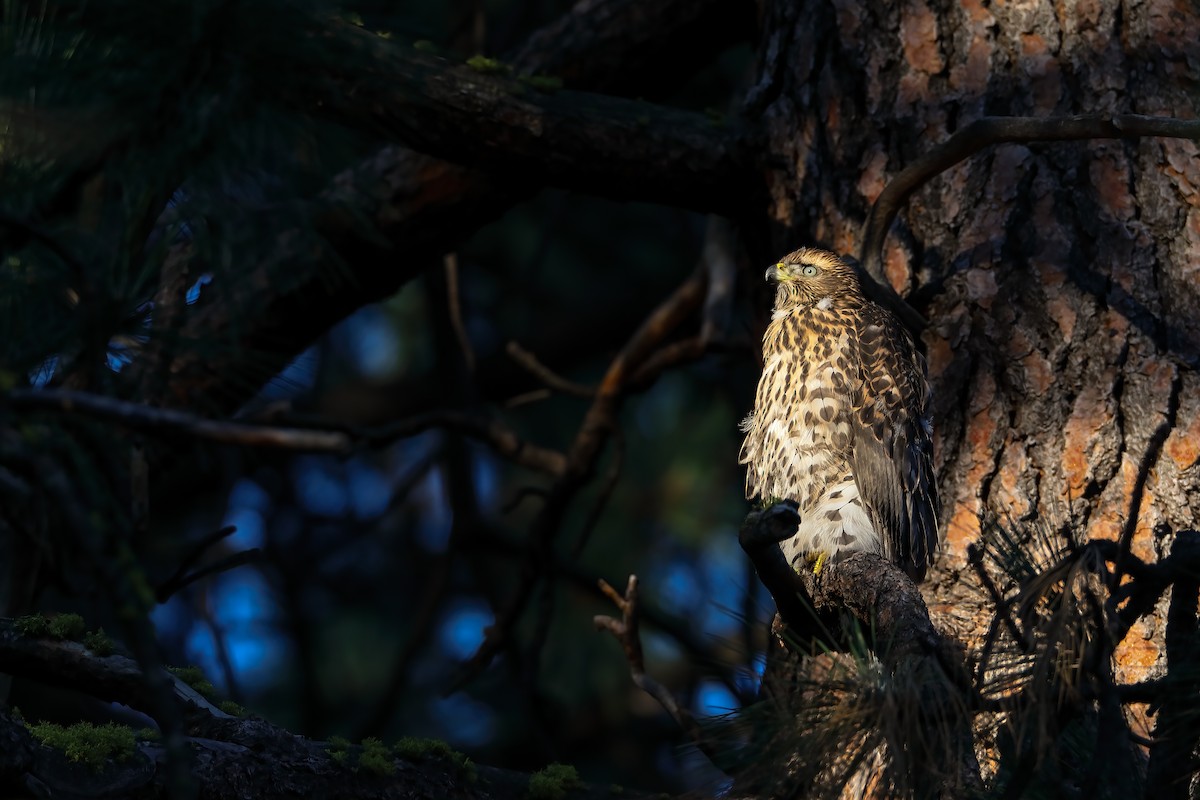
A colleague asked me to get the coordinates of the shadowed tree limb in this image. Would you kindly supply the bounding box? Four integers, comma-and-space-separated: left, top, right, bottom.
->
737, 503, 984, 797
0, 623, 654, 800
140, 0, 755, 418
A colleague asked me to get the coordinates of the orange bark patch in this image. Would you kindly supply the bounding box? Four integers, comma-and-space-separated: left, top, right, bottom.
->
1162, 138, 1200, 198
1061, 369, 1117, 497
1086, 456, 1158, 563
965, 268, 999, 309
1165, 410, 1200, 471
946, 499, 983, 557
1045, 294, 1077, 341
897, 71, 931, 108
1088, 151, 1135, 222
1115, 615, 1161, 681
884, 240, 911, 294
857, 147, 888, 205
900, 0, 945, 73
949, 36, 994, 96
995, 440, 1033, 518
924, 333, 954, 380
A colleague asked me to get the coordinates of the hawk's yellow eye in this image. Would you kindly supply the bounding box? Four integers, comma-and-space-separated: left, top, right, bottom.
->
801, 265, 819, 277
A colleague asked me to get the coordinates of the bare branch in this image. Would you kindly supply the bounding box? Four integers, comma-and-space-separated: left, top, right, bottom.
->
452, 269, 707, 687
362, 410, 567, 476
506, 341, 595, 398
443, 253, 476, 372
8, 390, 352, 453
594, 576, 717, 762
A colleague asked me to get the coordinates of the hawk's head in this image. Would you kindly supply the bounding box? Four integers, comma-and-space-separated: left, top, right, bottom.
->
767, 247, 864, 311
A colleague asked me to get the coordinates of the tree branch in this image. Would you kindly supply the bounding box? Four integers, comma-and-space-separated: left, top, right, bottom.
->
7, 389, 353, 453
0, 619, 653, 799
319, 32, 755, 218
144, 0, 755, 418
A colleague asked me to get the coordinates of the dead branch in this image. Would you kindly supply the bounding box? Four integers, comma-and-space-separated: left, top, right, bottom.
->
7, 390, 352, 453
594, 576, 717, 763
506, 341, 595, 398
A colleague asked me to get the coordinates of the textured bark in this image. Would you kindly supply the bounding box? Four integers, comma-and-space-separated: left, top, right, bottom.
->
748, 0, 1200, 726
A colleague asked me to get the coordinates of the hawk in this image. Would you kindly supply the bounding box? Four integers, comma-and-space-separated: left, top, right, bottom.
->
739, 247, 939, 581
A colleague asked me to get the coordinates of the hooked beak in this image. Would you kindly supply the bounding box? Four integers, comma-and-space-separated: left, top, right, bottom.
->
765, 263, 785, 282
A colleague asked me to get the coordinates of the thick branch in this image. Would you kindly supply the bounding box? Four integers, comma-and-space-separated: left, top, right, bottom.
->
147, 0, 754, 417
0, 620, 649, 800
320, 35, 755, 217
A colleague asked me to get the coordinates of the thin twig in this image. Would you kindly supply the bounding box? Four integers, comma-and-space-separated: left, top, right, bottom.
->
0, 210, 87, 278
155, 549, 262, 604
506, 341, 595, 397
594, 575, 719, 763
444, 253, 477, 372
155, 525, 239, 602
366, 410, 567, 476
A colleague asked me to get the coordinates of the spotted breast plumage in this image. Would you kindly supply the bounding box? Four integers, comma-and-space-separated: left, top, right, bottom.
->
738, 247, 939, 581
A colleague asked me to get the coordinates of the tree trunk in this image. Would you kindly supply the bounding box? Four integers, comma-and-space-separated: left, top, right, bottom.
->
751, 0, 1198, 695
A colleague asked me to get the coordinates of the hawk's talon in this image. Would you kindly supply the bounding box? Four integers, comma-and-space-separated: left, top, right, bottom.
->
808, 551, 829, 575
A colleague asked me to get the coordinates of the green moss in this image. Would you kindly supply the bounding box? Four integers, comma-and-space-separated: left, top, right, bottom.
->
167, 665, 216, 699
15, 614, 50, 637
394, 736, 452, 760
218, 700, 244, 716
413, 39, 438, 53
83, 628, 115, 656
359, 737, 395, 776
136, 727, 160, 741
29, 722, 136, 771
466, 54, 510, 75
518, 74, 562, 92
375, 30, 393, 40
327, 735, 352, 765
528, 763, 582, 800
394, 737, 475, 781
16, 613, 89, 641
